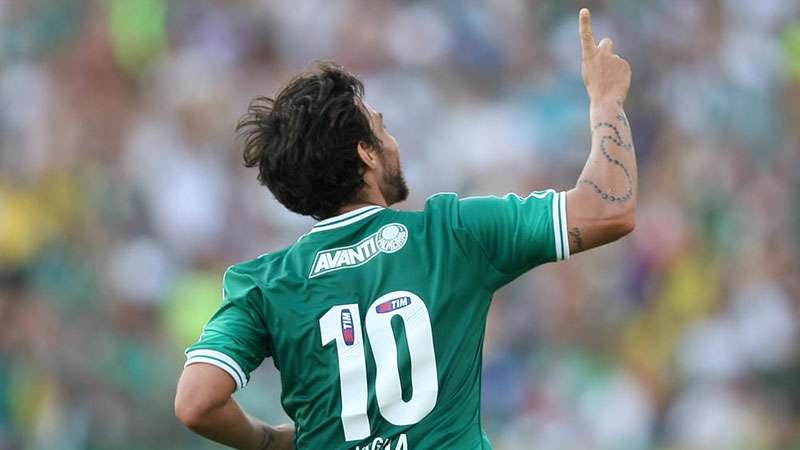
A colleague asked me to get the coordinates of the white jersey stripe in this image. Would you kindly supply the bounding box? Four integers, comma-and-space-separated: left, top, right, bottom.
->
315, 206, 383, 227
185, 349, 247, 390
552, 192, 563, 261
309, 207, 385, 234
559, 191, 570, 260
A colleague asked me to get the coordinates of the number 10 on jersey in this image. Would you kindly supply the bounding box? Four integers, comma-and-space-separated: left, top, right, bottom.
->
319, 291, 439, 441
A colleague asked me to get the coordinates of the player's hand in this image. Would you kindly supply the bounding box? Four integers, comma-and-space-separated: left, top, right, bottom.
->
579, 8, 631, 103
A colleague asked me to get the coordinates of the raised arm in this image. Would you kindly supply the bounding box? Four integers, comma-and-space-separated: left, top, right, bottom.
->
565, 8, 637, 254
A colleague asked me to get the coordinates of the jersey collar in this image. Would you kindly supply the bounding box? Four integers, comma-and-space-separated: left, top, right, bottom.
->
308, 205, 385, 234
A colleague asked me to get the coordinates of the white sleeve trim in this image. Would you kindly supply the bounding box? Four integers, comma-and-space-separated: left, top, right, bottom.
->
551, 191, 570, 261
185, 349, 247, 390
560, 191, 570, 260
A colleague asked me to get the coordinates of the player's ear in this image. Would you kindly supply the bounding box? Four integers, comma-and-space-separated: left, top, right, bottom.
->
357, 142, 379, 170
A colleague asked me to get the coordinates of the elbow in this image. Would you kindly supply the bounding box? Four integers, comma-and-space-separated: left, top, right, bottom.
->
174, 398, 203, 430
175, 363, 237, 432
620, 210, 636, 235
613, 210, 636, 239
595, 209, 635, 244
175, 393, 213, 431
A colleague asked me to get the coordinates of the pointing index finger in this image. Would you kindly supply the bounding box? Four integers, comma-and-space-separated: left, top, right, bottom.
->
579, 8, 596, 59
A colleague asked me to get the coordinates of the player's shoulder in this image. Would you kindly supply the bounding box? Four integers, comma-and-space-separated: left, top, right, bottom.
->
421, 190, 539, 222
452, 189, 559, 214
407, 192, 466, 231
223, 247, 292, 288
421, 189, 556, 209
424, 191, 460, 205
421, 191, 461, 216
225, 253, 267, 274
421, 189, 561, 233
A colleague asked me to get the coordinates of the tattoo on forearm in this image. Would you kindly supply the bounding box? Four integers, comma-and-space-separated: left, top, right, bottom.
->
592, 122, 631, 151
569, 227, 585, 252
580, 118, 634, 203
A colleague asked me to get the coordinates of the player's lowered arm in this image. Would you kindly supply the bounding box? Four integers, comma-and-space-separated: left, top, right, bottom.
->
175, 363, 295, 450
565, 8, 636, 254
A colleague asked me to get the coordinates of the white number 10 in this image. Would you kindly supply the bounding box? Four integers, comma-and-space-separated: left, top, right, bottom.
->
319, 291, 438, 441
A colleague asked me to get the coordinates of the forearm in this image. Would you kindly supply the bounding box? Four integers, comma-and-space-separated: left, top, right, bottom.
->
565, 97, 637, 252
185, 396, 277, 450
575, 98, 637, 217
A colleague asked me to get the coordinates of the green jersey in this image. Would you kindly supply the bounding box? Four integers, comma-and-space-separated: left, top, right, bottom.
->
185, 190, 570, 450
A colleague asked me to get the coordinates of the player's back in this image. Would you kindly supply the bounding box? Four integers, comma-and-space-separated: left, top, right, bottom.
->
186, 190, 569, 449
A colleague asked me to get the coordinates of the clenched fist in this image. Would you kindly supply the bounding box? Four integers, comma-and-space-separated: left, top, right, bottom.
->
579, 8, 631, 103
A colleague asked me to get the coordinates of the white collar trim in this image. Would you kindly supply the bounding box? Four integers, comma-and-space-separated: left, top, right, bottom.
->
308, 205, 384, 234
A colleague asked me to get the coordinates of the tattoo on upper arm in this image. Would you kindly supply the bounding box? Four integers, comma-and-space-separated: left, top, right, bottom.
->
579, 117, 634, 204
569, 227, 585, 252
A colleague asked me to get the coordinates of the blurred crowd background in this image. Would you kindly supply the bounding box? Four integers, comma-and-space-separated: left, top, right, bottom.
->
1, 0, 799, 449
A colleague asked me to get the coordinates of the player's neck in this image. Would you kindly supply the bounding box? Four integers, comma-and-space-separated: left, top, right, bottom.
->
335, 187, 388, 216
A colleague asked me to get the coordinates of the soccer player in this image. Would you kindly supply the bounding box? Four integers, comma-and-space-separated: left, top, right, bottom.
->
175, 8, 634, 450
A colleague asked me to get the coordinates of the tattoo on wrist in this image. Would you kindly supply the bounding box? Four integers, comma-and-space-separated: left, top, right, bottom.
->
581, 119, 634, 203
569, 227, 585, 252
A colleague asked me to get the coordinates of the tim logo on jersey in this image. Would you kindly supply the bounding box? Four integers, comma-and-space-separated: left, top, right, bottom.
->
341, 309, 355, 346
375, 296, 411, 313
309, 224, 409, 278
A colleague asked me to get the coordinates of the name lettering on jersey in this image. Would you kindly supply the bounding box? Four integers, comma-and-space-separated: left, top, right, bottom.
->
309, 224, 409, 278
375, 296, 411, 314
354, 433, 408, 450
341, 309, 355, 346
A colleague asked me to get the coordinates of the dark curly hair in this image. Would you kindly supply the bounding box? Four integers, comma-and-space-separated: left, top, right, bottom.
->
237, 62, 382, 220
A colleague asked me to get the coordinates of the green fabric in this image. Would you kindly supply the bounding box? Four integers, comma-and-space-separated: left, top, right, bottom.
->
187, 191, 561, 449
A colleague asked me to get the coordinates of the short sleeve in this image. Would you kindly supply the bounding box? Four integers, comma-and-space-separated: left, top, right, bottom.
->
457, 190, 569, 284
184, 266, 271, 391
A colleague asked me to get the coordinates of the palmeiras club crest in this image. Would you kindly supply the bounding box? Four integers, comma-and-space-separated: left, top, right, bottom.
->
375, 224, 408, 253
